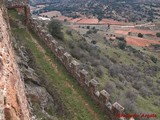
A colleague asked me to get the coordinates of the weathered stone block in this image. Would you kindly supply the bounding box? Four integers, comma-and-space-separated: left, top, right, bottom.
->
57, 46, 65, 59
99, 90, 110, 104
51, 40, 58, 52
89, 79, 99, 94
79, 69, 88, 86
46, 34, 53, 42
62, 52, 72, 67
70, 60, 80, 75
105, 102, 112, 111
112, 102, 124, 115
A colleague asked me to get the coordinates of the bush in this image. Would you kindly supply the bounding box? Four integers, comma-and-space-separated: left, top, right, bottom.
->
156, 80, 160, 84
86, 30, 92, 34
114, 80, 124, 90
126, 90, 138, 101
124, 99, 137, 113
92, 27, 95, 30
118, 74, 126, 82
68, 40, 75, 49
109, 64, 121, 77
116, 37, 125, 42
145, 77, 153, 87
70, 47, 84, 59
66, 29, 72, 36
87, 26, 90, 29
91, 40, 97, 44
100, 56, 112, 69
132, 81, 142, 90
140, 87, 151, 98
156, 32, 160, 37
105, 81, 116, 93
150, 55, 157, 63
138, 33, 143, 38
78, 40, 90, 51
95, 66, 103, 77
118, 42, 126, 50
48, 20, 64, 40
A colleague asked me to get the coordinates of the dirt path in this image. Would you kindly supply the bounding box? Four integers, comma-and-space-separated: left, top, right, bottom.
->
65, 81, 99, 120
27, 31, 58, 72
27, 30, 100, 120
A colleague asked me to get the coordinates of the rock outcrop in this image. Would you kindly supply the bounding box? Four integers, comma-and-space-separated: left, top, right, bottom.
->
0, 3, 30, 120
13, 42, 65, 120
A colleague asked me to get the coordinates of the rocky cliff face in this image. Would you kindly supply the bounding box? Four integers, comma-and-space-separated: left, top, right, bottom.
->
0, 4, 30, 120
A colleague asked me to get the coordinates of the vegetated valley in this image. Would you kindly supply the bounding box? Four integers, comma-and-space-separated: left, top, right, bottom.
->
40, 20, 160, 120
6, 0, 160, 119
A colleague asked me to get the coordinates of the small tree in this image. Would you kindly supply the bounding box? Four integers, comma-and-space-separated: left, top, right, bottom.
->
91, 40, 97, 44
156, 32, 160, 37
108, 24, 110, 29
128, 32, 131, 35
118, 42, 126, 50
92, 27, 95, 30
150, 55, 157, 63
138, 33, 143, 38
86, 30, 92, 34
97, 15, 103, 22
64, 19, 67, 22
87, 26, 90, 29
48, 20, 64, 40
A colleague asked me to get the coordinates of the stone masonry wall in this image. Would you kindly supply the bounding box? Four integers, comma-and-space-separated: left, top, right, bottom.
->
0, 3, 30, 120
29, 19, 126, 120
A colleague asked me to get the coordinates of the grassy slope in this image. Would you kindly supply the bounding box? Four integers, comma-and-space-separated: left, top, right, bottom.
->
62, 27, 160, 118
9, 10, 108, 120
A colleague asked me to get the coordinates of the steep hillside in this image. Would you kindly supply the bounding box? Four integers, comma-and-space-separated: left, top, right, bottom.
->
8, 9, 109, 120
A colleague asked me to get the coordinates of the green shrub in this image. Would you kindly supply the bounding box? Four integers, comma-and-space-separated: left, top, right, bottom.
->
150, 55, 157, 63
138, 33, 143, 38
48, 20, 64, 40
156, 32, 160, 37
118, 42, 126, 50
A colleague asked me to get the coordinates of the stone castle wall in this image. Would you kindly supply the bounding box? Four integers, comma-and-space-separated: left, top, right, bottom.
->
0, 3, 31, 120
29, 19, 126, 120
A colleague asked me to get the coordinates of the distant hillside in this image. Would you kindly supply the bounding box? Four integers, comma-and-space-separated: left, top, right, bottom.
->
30, 0, 160, 5
30, 0, 60, 5
30, 0, 160, 4
32, 0, 160, 23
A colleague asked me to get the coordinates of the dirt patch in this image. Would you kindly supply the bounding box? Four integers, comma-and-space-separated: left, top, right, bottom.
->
99, 19, 126, 25
77, 18, 99, 24
69, 18, 82, 23
126, 36, 160, 47
115, 30, 129, 35
129, 29, 156, 36
115, 28, 156, 36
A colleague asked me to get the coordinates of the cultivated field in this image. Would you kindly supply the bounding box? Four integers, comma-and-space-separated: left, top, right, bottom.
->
126, 36, 160, 47
40, 11, 62, 17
